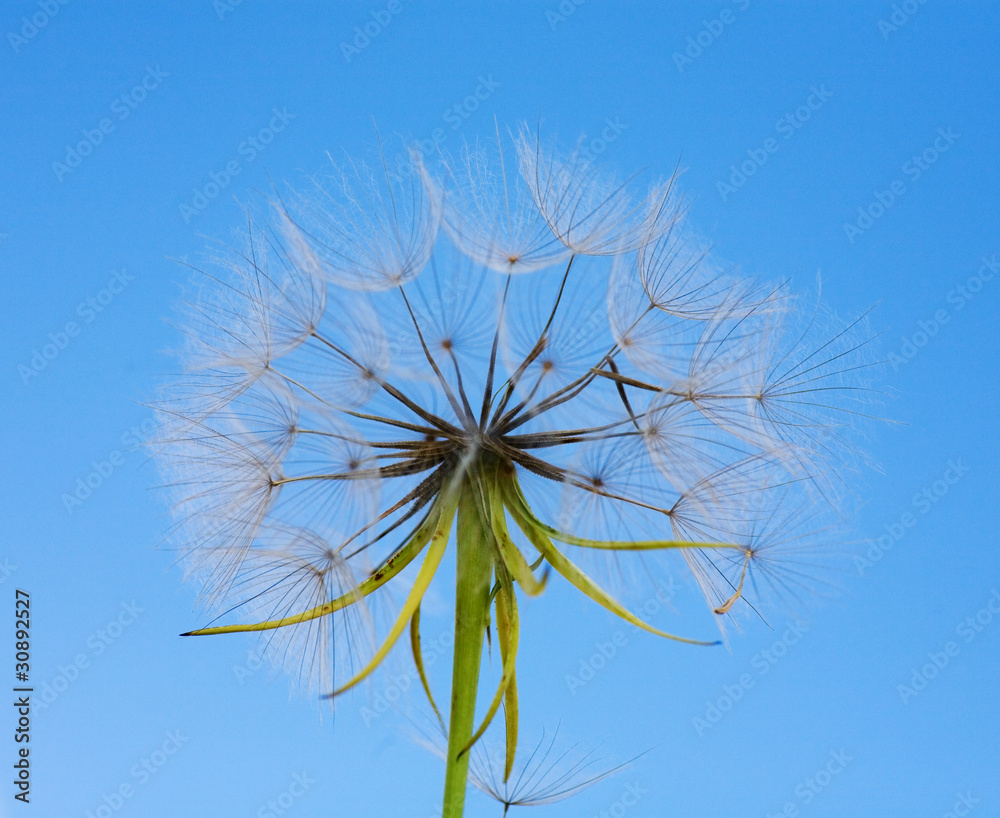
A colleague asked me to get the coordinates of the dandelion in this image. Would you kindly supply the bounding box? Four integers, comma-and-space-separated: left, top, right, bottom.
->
413, 722, 640, 815
154, 124, 877, 817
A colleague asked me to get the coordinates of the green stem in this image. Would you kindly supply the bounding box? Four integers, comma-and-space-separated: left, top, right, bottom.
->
442, 478, 494, 818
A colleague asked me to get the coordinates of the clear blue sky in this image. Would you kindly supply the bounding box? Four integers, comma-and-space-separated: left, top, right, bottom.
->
2, 3, 998, 816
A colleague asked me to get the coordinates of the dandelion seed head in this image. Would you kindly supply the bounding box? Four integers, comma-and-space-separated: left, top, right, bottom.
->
154, 124, 879, 703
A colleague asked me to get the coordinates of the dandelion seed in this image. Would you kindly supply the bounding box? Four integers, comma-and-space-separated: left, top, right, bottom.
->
285, 146, 440, 291
516, 126, 682, 257
212, 524, 377, 694
154, 124, 877, 817
427, 123, 571, 274
414, 720, 638, 815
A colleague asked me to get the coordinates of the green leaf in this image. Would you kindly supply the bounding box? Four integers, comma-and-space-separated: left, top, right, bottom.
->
509, 479, 738, 553
486, 463, 548, 596
503, 478, 720, 647
182, 500, 445, 637
410, 604, 444, 728
495, 574, 519, 782
327, 488, 460, 697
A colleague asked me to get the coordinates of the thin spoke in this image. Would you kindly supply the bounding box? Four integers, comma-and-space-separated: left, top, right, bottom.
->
398, 287, 475, 428
480, 275, 512, 428
490, 254, 576, 427
312, 329, 461, 435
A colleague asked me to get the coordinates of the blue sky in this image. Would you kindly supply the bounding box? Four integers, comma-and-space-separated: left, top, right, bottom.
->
2, 2, 998, 816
